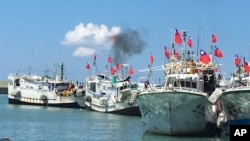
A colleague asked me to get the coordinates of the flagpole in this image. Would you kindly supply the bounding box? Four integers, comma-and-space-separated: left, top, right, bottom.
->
197, 24, 200, 62
210, 45, 214, 64
170, 26, 175, 61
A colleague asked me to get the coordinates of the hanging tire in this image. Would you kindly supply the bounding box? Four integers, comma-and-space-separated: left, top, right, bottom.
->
85, 96, 92, 102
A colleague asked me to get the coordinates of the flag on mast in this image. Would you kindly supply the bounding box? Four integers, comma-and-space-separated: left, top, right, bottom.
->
187, 36, 193, 48
234, 55, 241, 67
211, 34, 217, 43
85, 63, 90, 70
164, 46, 170, 59
174, 28, 182, 46
214, 46, 223, 58
200, 49, 211, 64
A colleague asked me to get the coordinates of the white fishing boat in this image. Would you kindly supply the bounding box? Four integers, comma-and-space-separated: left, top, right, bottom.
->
84, 74, 141, 116
136, 30, 220, 135
137, 60, 218, 135
8, 63, 83, 108
214, 66, 250, 135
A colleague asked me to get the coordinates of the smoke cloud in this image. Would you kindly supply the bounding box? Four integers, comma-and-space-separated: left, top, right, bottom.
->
109, 28, 146, 64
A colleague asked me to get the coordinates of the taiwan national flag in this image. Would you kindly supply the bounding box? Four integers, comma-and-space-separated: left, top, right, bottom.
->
234, 55, 241, 67
110, 67, 116, 75
107, 55, 112, 64
93, 53, 96, 61
85, 63, 90, 70
244, 57, 250, 73
149, 54, 154, 65
174, 28, 182, 46
174, 49, 181, 60
187, 36, 193, 48
164, 46, 170, 59
211, 34, 217, 43
116, 63, 121, 70
214, 46, 223, 58
200, 49, 211, 64
129, 67, 134, 76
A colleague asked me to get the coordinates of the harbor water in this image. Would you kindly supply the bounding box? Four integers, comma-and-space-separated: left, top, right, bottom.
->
0, 94, 228, 141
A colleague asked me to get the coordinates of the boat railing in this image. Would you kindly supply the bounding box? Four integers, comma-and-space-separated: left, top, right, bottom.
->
164, 86, 204, 93
230, 84, 250, 90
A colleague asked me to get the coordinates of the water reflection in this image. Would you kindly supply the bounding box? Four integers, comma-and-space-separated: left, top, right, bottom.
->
141, 132, 229, 141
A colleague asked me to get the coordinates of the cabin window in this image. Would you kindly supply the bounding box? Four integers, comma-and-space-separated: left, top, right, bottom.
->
14, 79, 20, 86
180, 81, 185, 87
89, 82, 96, 92
186, 81, 191, 87
192, 82, 197, 88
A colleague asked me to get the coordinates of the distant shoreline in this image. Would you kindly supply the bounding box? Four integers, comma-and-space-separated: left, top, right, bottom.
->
0, 81, 8, 94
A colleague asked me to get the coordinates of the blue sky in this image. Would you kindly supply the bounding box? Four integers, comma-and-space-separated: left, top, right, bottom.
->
1, 0, 250, 83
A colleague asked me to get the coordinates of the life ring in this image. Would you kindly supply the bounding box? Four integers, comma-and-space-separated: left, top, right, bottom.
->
242, 80, 247, 86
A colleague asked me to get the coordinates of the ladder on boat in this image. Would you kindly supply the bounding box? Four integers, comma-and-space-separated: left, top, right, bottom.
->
208, 88, 223, 104
128, 92, 138, 105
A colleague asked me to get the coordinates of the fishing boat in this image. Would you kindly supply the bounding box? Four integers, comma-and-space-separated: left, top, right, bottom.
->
84, 62, 142, 116
84, 73, 141, 116
136, 30, 220, 135
214, 65, 250, 135
8, 63, 83, 108
137, 60, 218, 135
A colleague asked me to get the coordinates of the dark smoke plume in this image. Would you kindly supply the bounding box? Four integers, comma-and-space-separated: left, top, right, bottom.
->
109, 28, 146, 64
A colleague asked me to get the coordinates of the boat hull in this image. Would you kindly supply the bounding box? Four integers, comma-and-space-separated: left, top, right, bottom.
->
217, 88, 250, 136
8, 89, 82, 109
85, 102, 141, 116
220, 88, 250, 120
85, 94, 141, 116
8, 97, 80, 108
137, 90, 214, 135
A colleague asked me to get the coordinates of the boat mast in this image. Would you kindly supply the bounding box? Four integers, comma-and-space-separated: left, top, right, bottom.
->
60, 62, 64, 81
93, 53, 96, 77
196, 23, 200, 62
182, 30, 188, 60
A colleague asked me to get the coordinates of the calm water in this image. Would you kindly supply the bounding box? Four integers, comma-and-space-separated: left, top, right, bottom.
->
0, 94, 228, 141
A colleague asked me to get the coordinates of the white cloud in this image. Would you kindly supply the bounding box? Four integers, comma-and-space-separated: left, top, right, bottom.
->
61, 23, 121, 50
72, 47, 95, 57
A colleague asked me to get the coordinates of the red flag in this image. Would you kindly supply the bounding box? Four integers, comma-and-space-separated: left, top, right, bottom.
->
214, 46, 223, 58
93, 53, 96, 61
200, 49, 211, 64
244, 57, 250, 73
164, 46, 170, 59
107, 55, 112, 63
129, 67, 134, 76
234, 55, 241, 67
187, 36, 193, 48
174, 28, 182, 46
149, 54, 154, 65
211, 34, 217, 43
116, 63, 121, 70
85, 63, 90, 70
110, 67, 116, 75
174, 49, 181, 60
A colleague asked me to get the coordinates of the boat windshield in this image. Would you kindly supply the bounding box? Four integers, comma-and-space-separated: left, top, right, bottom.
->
97, 74, 110, 80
